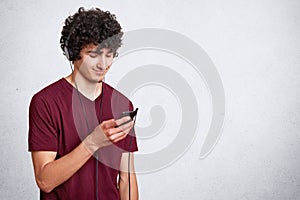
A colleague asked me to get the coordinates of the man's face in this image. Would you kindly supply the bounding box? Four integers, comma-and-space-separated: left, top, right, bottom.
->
73, 43, 114, 83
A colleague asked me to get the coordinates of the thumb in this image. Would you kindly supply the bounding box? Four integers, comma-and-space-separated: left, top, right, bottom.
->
101, 119, 117, 129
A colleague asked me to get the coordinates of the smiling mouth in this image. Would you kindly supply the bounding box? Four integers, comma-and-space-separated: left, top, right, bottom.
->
93, 69, 105, 74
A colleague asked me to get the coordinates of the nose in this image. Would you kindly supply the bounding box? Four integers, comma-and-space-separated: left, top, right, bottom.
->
96, 55, 108, 70
96, 63, 105, 70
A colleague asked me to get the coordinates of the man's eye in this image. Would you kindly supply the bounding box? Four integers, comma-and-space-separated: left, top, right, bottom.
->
89, 53, 98, 58
106, 53, 113, 58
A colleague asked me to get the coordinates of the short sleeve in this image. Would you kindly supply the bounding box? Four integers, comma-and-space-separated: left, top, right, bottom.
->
122, 101, 138, 152
28, 94, 58, 152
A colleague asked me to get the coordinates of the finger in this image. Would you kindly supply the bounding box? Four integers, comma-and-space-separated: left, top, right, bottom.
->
105, 120, 134, 137
109, 131, 128, 143
121, 121, 134, 132
106, 121, 134, 140
114, 120, 134, 134
113, 123, 135, 143
112, 133, 128, 143
114, 122, 134, 139
115, 116, 132, 127
101, 119, 117, 129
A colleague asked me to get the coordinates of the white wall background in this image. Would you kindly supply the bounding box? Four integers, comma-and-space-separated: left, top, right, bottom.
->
0, 0, 299, 199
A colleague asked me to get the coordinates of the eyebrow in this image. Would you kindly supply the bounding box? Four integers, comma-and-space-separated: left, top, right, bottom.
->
87, 50, 98, 53
87, 49, 113, 54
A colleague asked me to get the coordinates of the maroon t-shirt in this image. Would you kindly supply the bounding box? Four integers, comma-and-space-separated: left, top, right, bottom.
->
28, 78, 138, 200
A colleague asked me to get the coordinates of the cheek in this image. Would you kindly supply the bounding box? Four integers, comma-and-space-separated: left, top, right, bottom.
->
106, 57, 114, 65
81, 57, 98, 67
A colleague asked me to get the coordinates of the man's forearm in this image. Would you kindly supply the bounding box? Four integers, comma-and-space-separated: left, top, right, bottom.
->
33, 141, 93, 193
119, 172, 139, 200
33, 118, 133, 193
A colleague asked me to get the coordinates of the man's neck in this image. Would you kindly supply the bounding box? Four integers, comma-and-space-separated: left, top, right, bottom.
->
66, 73, 102, 101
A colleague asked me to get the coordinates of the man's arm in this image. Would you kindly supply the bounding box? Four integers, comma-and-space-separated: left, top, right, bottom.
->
119, 152, 139, 200
31, 117, 134, 193
31, 143, 92, 193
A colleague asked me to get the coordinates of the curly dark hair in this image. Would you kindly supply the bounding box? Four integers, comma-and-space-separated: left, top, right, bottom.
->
60, 7, 123, 61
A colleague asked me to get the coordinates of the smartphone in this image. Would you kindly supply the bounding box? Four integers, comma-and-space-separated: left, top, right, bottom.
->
115, 108, 138, 128
119, 108, 138, 119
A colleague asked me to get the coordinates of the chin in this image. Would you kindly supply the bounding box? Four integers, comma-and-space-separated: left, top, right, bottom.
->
96, 76, 105, 83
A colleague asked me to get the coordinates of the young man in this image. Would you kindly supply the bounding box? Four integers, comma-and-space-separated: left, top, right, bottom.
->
28, 7, 139, 200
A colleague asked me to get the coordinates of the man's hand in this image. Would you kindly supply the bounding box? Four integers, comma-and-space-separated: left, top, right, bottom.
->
83, 116, 134, 154
31, 116, 134, 193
